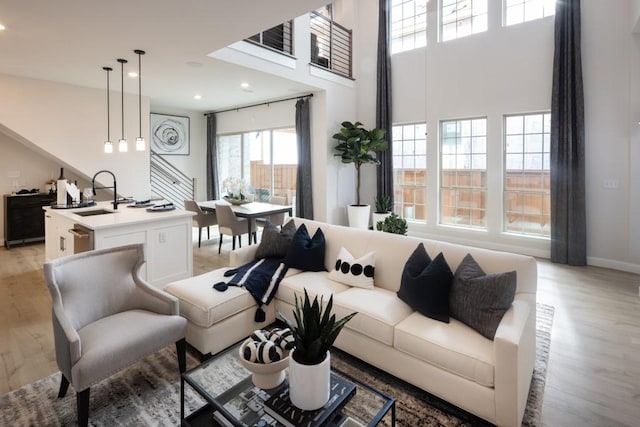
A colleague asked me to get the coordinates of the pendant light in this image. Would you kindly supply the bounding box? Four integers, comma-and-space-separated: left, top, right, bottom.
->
117, 58, 128, 152
134, 49, 146, 151
103, 67, 113, 153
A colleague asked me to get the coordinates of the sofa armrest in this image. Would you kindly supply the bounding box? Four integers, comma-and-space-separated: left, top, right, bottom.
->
230, 245, 259, 267
493, 297, 536, 427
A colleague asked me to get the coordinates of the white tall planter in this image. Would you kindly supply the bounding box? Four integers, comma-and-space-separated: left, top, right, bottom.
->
288, 350, 331, 410
347, 205, 370, 229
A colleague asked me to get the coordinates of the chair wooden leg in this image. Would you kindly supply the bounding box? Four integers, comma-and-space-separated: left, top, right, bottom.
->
207, 227, 210, 239
232, 236, 236, 250
218, 234, 223, 254
77, 388, 90, 427
239, 235, 242, 248
176, 338, 186, 373
57, 373, 70, 398
198, 227, 202, 248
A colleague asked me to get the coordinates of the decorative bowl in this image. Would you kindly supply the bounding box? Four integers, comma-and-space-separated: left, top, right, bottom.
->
224, 196, 250, 205
238, 339, 289, 389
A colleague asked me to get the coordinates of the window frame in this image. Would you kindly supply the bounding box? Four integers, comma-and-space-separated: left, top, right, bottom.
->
438, 116, 488, 229
503, 0, 556, 27
440, 0, 488, 42
391, 0, 428, 55
502, 111, 551, 238
392, 122, 428, 222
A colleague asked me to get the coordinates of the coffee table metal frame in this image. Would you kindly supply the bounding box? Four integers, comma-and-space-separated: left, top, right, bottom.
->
181, 340, 396, 427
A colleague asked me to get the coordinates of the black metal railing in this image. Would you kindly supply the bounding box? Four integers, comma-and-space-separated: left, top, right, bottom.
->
310, 11, 352, 78
246, 20, 294, 55
150, 150, 195, 209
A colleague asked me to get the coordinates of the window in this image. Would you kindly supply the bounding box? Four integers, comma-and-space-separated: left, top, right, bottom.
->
217, 128, 298, 203
504, 0, 555, 26
504, 113, 550, 236
441, 0, 487, 42
391, 0, 427, 54
393, 123, 427, 220
440, 118, 487, 228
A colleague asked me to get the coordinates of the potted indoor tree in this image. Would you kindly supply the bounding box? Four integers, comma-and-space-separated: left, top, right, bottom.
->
333, 121, 388, 229
279, 289, 357, 410
372, 195, 392, 231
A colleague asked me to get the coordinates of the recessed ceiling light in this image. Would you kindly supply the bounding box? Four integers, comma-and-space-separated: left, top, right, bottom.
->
128, 71, 138, 78
194, 94, 202, 100
240, 82, 250, 89
0, 24, 6, 31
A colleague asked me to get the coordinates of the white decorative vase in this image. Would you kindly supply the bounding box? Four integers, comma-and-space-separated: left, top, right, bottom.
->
288, 350, 331, 410
371, 212, 392, 230
347, 205, 370, 229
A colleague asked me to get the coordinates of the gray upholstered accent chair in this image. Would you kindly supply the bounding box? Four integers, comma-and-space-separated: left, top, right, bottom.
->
215, 203, 256, 253
184, 199, 218, 247
43, 244, 187, 427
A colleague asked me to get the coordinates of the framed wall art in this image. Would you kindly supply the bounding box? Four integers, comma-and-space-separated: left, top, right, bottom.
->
150, 113, 190, 155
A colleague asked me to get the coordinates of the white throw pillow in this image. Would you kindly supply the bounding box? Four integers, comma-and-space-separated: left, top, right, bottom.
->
328, 247, 375, 289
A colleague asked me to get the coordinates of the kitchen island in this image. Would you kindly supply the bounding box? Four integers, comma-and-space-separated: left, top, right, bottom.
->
44, 201, 195, 288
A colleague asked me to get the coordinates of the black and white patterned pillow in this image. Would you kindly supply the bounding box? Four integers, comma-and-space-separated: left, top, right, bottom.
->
328, 247, 375, 289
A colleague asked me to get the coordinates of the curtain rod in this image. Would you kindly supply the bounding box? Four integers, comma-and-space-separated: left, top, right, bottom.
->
204, 93, 313, 116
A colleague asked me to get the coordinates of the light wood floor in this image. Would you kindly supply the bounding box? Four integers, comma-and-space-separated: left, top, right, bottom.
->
1, 231, 639, 426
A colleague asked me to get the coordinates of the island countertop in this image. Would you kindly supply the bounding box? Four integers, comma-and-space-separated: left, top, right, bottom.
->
43, 201, 195, 231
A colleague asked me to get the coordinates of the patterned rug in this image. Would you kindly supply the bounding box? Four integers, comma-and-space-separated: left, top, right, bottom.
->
0, 304, 553, 427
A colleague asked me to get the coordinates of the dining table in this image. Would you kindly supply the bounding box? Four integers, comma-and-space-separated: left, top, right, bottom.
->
198, 199, 293, 245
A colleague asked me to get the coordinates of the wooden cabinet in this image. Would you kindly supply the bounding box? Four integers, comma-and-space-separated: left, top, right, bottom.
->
4, 193, 56, 248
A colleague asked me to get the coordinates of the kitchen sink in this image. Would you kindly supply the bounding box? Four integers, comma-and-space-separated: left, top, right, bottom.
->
74, 209, 115, 217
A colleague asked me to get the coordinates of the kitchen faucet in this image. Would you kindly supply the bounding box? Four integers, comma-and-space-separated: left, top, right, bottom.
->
92, 170, 118, 210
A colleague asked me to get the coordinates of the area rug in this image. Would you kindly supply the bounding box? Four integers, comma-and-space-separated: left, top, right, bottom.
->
0, 304, 553, 426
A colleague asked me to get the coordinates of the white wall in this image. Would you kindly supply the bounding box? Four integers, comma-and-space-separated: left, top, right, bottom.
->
209, 4, 358, 223
0, 73, 151, 199
150, 106, 208, 201
0, 130, 92, 245
352, 0, 640, 271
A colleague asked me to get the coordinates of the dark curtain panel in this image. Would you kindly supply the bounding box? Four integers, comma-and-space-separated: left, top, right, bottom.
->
295, 98, 313, 219
376, 0, 393, 204
206, 113, 219, 200
550, 0, 586, 265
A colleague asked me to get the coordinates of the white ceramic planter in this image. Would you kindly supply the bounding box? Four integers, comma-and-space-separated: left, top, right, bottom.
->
288, 350, 330, 410
347, 205, 370, 229
371, 212, 392, 230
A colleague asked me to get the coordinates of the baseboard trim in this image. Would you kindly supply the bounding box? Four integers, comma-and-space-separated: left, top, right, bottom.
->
586, 256, 640, 274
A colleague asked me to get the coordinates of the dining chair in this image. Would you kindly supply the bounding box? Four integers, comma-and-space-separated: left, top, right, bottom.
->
184, 200, 218, 248
255, 195, 288, 232
215, 203, 256, 253
43, 244, 187, 427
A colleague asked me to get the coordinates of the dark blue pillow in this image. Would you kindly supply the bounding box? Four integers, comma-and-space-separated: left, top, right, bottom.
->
283, 224, 326, 272
397, 248, 453, 323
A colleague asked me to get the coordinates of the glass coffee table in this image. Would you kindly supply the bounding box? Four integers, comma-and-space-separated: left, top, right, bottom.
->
181, 341, 395, 427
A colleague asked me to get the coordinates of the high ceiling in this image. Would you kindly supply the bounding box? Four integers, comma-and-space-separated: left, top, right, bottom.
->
0, 0, 327, 112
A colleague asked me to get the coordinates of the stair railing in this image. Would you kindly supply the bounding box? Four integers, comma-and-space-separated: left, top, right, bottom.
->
150, 150, 196, 209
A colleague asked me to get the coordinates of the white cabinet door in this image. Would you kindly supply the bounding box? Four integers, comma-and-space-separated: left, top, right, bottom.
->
44, 212, 57, 262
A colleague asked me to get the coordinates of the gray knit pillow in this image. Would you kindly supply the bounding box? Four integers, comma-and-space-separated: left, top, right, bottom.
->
255, 220, 296, 259
449, 254, 516, 340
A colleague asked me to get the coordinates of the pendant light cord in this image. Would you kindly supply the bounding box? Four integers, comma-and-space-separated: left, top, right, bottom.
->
117, 58, 127, 140
134, 50, 145, 138
103, 67, 111, 141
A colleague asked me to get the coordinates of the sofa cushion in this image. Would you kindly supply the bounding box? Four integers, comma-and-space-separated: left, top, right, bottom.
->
394, 312, 495, 387
255, 220, 296, 260
333, 287, 413, 346
328, 247, 375, 289
283, 224, 326, 272
397, 251, 454, 323
164, 269, 256, 328
276, 271, 351, 309
450, 254, 517, 340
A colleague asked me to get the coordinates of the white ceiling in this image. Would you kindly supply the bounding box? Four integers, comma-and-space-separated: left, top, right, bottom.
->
0, 0, 328, 112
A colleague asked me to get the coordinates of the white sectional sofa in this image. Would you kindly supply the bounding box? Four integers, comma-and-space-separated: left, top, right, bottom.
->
164, 218, 537, 426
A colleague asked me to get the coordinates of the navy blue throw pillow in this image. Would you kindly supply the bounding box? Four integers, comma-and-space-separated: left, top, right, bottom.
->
283, 224, 326, 271
397, 248, 453, 323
